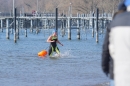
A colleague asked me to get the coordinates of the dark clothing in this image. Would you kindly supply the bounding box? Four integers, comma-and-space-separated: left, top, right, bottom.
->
48, 45, 60, 56
48, 36, 60, 56
50, 36, 57, 47
102, 24, 114, 79
110, 11, 130, 27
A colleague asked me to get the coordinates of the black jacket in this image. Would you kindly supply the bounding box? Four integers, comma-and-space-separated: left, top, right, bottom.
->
101, 24, 114, 79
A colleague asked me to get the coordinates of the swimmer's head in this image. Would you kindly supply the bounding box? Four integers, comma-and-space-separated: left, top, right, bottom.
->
52, 29, 57, 35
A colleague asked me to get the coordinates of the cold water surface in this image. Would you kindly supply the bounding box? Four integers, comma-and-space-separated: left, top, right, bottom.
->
0, 29, 109, 86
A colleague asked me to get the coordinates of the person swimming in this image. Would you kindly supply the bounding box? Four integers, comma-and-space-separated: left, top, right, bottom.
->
47, 30, 63, 56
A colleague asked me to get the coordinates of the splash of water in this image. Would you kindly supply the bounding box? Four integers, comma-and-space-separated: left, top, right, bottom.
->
60, 50, 74, 58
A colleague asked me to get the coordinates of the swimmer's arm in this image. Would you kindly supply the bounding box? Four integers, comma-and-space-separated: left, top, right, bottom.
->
57, 40, 63, 46
47, 36, 54, 42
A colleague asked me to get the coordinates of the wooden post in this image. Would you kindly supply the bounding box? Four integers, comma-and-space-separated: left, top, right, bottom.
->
16, 20, 19, 39
92, 12, 94, 37
6, 18, 9, 39
55, 8, 58, 34
1, 19, 3, 32
25, 14, 27, 37
45, 19, 47, 29
77, 18, 80, 40
10, 19, 13, 34
68, 18, 71, 40
96, 8, 99, 43
30, 19, 33, 33
102, 13, 104, 34
36, 18, 38, 34
14, 8, 17, 43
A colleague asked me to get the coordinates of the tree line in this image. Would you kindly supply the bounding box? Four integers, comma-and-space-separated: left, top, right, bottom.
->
0, 0, 122, 15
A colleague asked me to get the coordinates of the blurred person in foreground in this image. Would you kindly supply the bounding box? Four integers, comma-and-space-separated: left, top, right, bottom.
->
101, 1, 126, 86
108, 0, 130, 86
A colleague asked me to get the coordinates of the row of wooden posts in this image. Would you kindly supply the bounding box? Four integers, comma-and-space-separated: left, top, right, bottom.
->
0, 8, 112, 43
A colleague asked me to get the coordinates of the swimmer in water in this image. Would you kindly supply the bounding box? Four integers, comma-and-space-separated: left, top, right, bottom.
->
47, 30, 63, 56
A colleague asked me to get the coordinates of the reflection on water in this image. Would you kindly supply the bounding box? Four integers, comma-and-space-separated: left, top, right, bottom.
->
0, 29, 109, 86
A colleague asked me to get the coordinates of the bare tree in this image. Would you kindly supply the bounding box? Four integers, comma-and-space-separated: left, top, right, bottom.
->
74, 0, 89, 13
51, 0, 61, 8
0, 0, 125, 15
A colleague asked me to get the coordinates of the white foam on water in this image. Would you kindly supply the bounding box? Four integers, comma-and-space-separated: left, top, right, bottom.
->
49, 50, 74, 59
60, 50, 74, 58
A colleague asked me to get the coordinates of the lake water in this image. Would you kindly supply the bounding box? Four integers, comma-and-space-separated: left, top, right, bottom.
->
0, 29, 109, 86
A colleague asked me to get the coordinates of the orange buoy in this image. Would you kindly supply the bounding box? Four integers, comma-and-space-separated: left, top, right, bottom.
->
38, 50, 47, 57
